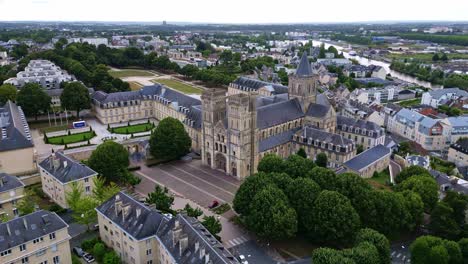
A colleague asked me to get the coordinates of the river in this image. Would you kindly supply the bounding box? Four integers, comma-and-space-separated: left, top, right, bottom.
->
310, 40, 443, 89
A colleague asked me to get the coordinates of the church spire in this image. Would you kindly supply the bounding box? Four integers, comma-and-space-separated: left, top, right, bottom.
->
295, 52, 312, 77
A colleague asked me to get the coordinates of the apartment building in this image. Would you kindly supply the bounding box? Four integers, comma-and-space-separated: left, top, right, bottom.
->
96, 191, 240, 264
0, 173, 25, 219
39, 151, 97, 209
448, 138, 468, 167
421, 88, 468, 108
5, 60, 74, 89
343, 144, 391, 178
336, 115, 385, 150
0, 210, 72, 264
0, 101, 35, 175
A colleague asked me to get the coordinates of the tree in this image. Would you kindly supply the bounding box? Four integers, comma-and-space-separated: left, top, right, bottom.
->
312, 248, 355, 264
201, 216, 222, 235
283, 154, 315, 178
429, 202, 461, 240
103, 251, 121, 264
315, 153, 328, 167
92, 242, 106, 262
18, 190, 37, 216
356, 145, 364, 154
16, 83, 51, 119
72, 196, 99, 230
306, 167, 340, 190
10, 44, 28, 59
245, 185, 297, 240
398, 190, 424, 231
92, 176, 120, 203
344, 242, 380, 264
286, 178, 321, 231
442, 191, 468, 226
458, 238, 468, 263
233, 172, 273, 215
355, 228, 390, 264
146, 185, 174, 213
66, 182, 83, 210
397, 175, 439, 211
88, 141, 129, 183
318, 43, 326, 59
0, 84, 17, 105
441, 53, 448, 62
257, 154, 285, 174
310, 191, 361, 243
296, 148, 307, 158
432, 54, 440, 61
410, 235, 462, 264
149, 117, 191, 160
183, 203, 203, 219
60, 82, 91, 118
395, 165, 431, 184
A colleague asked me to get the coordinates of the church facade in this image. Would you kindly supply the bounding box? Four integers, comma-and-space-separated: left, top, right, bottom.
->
200, 53, 377, 179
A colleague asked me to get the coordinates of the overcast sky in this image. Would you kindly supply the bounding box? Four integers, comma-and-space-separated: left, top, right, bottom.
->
0, 0, 467, 23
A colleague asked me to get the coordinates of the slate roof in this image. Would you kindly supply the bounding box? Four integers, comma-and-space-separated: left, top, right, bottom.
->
451, 138, 468, 155
406, 155, 430, 167
46, 88, 95, 97
337, 115, 384, 138
431, 170, 468, 195
298, 126, 353, 147
0, 101, 34, 152
0, 173, 24, 194
232, 77, 288, 94
256, 98, 304, 129
0, 210, 68, 252
259, 128, 300, 152
296, 52, 313, 77
96, 192, 166, 240
38, 152, 97, 184
428, 88, 468, 100
355, 78, 393, 86
157, 214, 240, 264
344, 144, 391, 171
306, 103, 330, 118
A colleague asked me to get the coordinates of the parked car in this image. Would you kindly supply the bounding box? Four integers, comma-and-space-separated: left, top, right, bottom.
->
73, 247, 84, 257
91, 224, 99, 231
208, 200, 219, 209
83, 253, 95, 263
239, 255, 248, 264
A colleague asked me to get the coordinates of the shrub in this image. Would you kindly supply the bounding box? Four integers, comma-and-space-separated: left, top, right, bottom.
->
81, 237, 100, 251
93, 242, 106, 262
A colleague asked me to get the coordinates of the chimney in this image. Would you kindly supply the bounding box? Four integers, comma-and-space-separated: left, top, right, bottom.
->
136, 208, 141, 218
114, 200, 123, 216
179, 234, 188, 256
172, 224, 183, 248
194, 241, 199, 253
23, 218, 28, 229
63, 161, 68, 168
205, 253, 210, 264
122, 204, 131, 221
199, 247, 205, 259
0, 177, 3, 187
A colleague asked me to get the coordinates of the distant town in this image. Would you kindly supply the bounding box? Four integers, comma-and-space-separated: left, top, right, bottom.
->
0, 21, 467, 264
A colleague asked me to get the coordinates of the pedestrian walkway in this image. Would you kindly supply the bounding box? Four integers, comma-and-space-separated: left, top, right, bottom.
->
225, 236, 250, 248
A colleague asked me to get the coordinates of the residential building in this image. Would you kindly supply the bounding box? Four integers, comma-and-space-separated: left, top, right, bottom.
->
0, 173, 25, 219
96, 191, 240, 264
448, 138, 468, 167
446, 116, 468, 143
5, 60, 74, 89
0, 210, 72, 264
351, 86, 398, 104
39, 151, 98, 209
343, 144, 391, 178
81, 38, 108, 46
0, 101, 35, 175
92, 85, 202, 153
316, 58, 351, 66
0, 51, 8, 66
421, 88, 468, 108
336, 115, 385, 150
397, 89, 417, 101
405, 154, 431, 169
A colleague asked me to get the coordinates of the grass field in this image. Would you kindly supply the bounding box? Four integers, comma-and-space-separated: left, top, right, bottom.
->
47, 131, 95, 145
108, 70, 155, 78
111, 123, 154, 134
397, 98, 421, 107
128, 81, 144, 91
153, 79, 203, 94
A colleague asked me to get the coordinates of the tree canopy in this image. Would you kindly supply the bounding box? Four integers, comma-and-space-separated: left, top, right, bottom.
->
16, 83, 51, 119
149, 117, 191, 160
0, 84, 17, 105
88, 141, 130, 183
60, 81, 91, 117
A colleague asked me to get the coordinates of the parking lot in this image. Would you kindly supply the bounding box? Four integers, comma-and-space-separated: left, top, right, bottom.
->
134, 159, 241, 208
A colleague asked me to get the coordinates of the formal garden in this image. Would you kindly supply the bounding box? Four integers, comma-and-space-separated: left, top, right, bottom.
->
108, 121, 155, 134
44, 127, 96, 145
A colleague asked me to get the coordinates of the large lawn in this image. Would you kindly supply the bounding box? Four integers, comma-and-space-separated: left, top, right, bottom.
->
108, 70, 155, 78
111, 123, 155, 134
397, 98, 421, 107
153, 79, 203, 94
47, 131, 95, 145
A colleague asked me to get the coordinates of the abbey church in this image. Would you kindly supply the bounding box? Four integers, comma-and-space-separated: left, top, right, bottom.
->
201, 53, 384, 179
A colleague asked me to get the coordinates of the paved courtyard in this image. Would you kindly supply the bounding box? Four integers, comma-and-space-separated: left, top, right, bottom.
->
134, 159, 240, 206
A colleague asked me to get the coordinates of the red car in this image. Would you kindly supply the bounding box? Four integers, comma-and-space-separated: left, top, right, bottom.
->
208, 200, 219, 209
